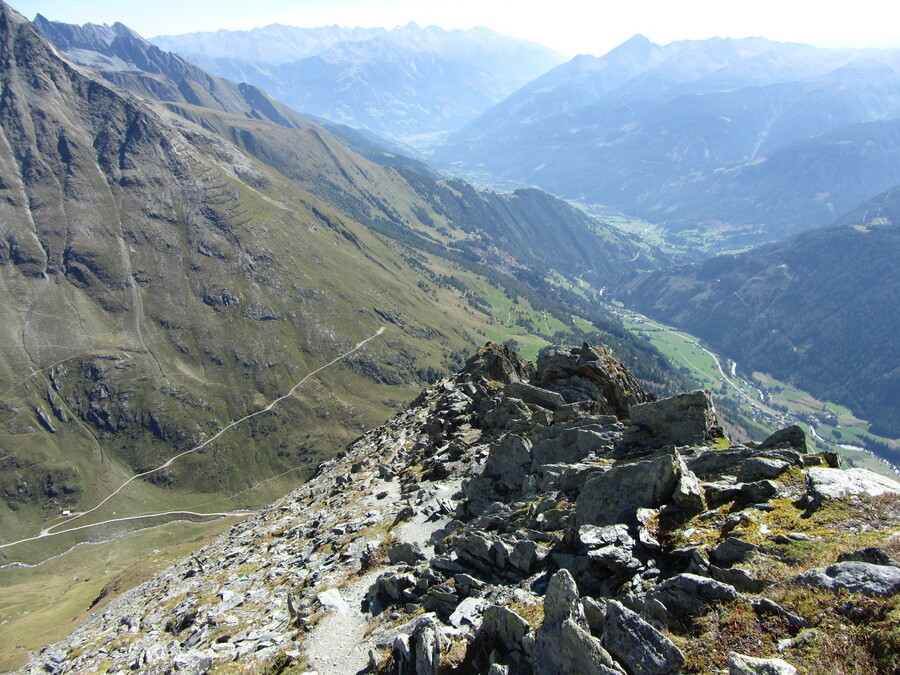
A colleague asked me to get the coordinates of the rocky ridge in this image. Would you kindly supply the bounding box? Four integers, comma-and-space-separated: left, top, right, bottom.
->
21, 343, 900, 674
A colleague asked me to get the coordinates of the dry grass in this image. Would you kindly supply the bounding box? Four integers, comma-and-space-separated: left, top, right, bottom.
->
670, 490, 900, 674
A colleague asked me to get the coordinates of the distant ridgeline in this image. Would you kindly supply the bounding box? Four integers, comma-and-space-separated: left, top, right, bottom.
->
435, 35, 900, 248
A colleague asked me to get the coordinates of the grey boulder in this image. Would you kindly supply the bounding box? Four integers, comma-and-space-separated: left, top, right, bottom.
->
480, 604, 531, 651
576, 451, 679, 527
603, 600, 685, 675
806, 467, 900, 505
737, 457, 790, 483
626, 390, 724, 448
532, 569, 625, 674
388, 541, 427, 566
797, 561, 900, 597
647, 573, 741, 623
728, 652, 797, 674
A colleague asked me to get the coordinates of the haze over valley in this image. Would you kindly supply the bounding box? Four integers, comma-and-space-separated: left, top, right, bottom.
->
1, 2, 899, 673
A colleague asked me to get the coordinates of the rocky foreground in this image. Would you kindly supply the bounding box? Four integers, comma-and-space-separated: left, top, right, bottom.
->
22, 343, 900, 674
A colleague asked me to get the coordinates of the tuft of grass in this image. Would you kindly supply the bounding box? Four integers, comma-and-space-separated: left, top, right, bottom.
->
208, 650, 308, 674
507, 600, 544, 629
679, 600, 789, 673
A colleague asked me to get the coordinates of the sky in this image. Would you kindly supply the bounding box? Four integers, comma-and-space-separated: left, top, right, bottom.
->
9, 0, 900, 57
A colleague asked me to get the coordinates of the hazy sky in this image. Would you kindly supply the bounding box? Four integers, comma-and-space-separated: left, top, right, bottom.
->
10, 0, 900, 57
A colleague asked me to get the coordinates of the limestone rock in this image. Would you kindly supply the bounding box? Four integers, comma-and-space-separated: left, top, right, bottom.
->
394, 615, 445, 675
506, 382, 567, 410
603, 600, 685, 675
544, 569, 581, 624
711, 537, 757, 567
484, 434, 533, 494
797, 561, 900, 597
709, 565, 769, 594
737, 457, 790, 483
806, 467, 900, 504
647, 573, 741, 623
449, 597, 489, 629
388, 541, 427, 566
317, 588, 349, 614
728, 652, 797, 674
509, 539, 550, 574
739, 479, 778, 504
460, 342, 535, 385
579, 524, 642, 574
626, 390, 724, 448
757, 425, 807, 454
576, 451, 679, 527
673, 454, 706, 514
535, 343, 652, 418
532, 568, 624, 673
533, 618, 624, 675
480, 605, 531, 651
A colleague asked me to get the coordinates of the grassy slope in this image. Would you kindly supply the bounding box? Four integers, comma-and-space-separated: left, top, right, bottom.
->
0, 518, 236, 672
0, 11, 488, 554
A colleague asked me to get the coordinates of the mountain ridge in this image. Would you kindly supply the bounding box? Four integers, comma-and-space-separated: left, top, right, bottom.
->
147, 22, 566, 139
16, 342, 900, 674
434, 35, 900, 247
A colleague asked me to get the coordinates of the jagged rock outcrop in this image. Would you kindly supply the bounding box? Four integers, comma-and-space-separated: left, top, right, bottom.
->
19, 343, 900, 674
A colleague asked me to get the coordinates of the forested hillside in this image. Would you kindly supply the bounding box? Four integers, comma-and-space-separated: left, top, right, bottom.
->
617, 187, 900, 436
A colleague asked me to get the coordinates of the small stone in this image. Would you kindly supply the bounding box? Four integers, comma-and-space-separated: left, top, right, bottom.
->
757, 426, 807, 454
737, 457, 790, 483
449, 597, 489, 629
673, 456, 706, 515
711, 537, 757, 567
388, 541, 427, 566
728, 652, 797, 674
739, 480, 778, 504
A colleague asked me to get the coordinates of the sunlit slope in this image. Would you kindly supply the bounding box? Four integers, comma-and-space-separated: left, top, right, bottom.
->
0, 3, 482, 550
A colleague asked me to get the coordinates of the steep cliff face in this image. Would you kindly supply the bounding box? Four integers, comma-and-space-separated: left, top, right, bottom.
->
21, 343, 900, 674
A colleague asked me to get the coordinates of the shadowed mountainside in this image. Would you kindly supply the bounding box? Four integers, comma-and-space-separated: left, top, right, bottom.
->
616, 187, 900, 437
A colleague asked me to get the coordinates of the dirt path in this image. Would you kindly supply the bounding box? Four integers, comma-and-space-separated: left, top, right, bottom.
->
304, 569, 382, 675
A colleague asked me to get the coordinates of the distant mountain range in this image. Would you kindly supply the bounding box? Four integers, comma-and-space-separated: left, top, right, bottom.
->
147, 22, 566, 139
434, 35, 900, 246
616, 186, 900, 437
113, 25, 900, 253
